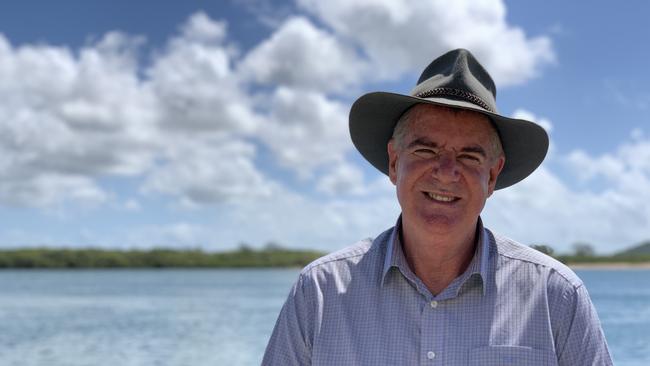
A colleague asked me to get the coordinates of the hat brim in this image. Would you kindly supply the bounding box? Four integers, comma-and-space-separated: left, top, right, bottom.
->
349, 92, 549, 190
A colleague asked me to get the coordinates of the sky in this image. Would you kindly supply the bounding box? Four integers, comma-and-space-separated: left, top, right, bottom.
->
0, 0, 648, 254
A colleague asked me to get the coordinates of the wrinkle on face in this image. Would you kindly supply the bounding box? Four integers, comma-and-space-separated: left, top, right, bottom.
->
388, 104, 505, 237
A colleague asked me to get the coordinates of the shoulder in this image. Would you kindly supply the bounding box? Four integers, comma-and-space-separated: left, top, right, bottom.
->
487, 229, 584, 290
296, 227, 393, 286
302, 238, 375, 272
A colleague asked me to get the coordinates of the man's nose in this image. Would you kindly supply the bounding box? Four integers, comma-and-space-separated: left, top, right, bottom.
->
431, 152, 460, 182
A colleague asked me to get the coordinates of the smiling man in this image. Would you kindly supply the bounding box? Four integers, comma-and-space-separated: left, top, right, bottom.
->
263, 49, 612, 365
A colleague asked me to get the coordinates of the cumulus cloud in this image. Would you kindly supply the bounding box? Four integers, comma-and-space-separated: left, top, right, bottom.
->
485, 130, 650, 254
240, 16, 365, 93
0, 173, 107, 208
212, 185, 400, 250
566, 137, 650, 188
148, 12, 259, 134
0, 31, 157, 207
0, 5, 557, 210
565, 150, 625, 183
486, 167, 649, 254
143, 138, 273, 206
0, 7, 593, 253
316, 162, 367, 196
0, 12, 270, 208
260, 86, 351, 177
180, 11, 227, 43
123, 222, 213, 248
297, 0, 555, 86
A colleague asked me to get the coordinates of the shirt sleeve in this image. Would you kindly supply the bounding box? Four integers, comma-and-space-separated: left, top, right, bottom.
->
262, 274, 313, 365
555, 284, 613, 366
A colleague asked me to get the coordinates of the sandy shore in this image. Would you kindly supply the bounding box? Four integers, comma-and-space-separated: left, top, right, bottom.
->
568, 262, 650, 270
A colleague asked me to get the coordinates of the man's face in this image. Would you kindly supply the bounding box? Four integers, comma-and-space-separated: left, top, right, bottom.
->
387, 104, 505, 236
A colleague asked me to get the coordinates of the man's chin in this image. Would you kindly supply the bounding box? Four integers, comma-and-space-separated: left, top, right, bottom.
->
410, 212, 462, 234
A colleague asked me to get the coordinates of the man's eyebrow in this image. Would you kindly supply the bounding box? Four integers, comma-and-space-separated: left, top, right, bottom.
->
406, 138, 488, 157
406, 138, 438, 149
460, 146, 487, 157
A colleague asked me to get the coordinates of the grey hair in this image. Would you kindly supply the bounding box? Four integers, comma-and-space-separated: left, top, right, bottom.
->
390, 104, 504, 160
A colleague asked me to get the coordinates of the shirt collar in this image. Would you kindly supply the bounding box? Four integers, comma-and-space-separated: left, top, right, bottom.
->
381, 216, 404, 281
382, 216, 490, 296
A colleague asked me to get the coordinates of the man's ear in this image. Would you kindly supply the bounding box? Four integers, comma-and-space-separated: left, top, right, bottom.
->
387, 139, 398, 185
487, 156, 505, 197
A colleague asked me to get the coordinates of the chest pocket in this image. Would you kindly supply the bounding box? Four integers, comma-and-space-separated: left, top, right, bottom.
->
468, 346, 558, 366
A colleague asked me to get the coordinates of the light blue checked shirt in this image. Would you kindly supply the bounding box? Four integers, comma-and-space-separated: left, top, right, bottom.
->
263, 218, 612, 365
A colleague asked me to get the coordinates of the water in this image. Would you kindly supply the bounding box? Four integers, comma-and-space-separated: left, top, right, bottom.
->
0, 269, 298, 366
0, 269, 648, 365
576, 269, 650, 366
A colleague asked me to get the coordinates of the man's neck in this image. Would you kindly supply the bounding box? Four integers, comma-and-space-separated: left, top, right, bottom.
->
399, 218, 478, 296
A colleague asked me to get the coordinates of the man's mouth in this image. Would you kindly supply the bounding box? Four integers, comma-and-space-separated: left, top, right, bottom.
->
423, 191, 460, 203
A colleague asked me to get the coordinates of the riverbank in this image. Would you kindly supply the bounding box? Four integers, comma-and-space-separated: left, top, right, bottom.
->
2, 247, 650, 269
0, 247, 325, 268
568, 262, 650, 270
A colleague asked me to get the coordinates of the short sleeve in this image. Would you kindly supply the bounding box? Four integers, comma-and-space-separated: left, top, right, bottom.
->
261, 274, 313, 365
555, 284, 613, 366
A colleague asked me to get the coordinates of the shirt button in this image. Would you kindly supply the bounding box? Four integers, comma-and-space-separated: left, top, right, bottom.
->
427, 351, 436, 360
429, 300, 438, 308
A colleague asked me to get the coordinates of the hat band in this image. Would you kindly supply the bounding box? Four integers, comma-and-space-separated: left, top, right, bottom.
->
414, 87, 495, 113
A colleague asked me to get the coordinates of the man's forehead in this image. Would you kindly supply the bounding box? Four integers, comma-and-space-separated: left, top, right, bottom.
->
405, 104, 493, 135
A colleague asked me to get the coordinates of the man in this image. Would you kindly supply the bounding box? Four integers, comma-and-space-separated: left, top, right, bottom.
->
263, 49, 612, 365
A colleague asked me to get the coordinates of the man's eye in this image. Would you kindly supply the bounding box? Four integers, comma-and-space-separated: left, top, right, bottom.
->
412, 149, 436, 158
459, 154, 480, 163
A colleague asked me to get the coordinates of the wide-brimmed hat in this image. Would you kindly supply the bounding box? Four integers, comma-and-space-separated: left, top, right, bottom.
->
349, 48, 549, 190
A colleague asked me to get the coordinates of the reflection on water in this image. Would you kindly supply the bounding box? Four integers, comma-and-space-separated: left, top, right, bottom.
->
0, 268, 647, 365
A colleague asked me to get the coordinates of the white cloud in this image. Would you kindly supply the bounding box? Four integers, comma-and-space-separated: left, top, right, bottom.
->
123, 222, 212, 248
240, 16, 365, 92
316, 162, 367, 196
0, 173, 107, 208
147, 14, 259, 135
297, 0, 555, 86
142, 138, 273, 206
566, 137, 650, 185
10, 8, 633, 256
565, 150, 625, 182
260, 86, 351, 177
212, 185, 400, 250
0, 7, 556, 211
0, 32, 157, 207
0, 12, 271, 208
180, 11, 228, 43
485, 133, 650, 254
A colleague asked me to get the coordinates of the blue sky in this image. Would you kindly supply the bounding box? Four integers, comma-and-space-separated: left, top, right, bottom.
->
0, 0, 648, 254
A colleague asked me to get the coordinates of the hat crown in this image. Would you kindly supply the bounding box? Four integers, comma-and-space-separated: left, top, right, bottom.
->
410, 49, 498, 113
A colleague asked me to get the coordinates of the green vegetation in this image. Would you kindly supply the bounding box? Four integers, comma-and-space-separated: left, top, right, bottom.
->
2, 240, 650, 269
0, 246, 325, 269
556, 253, 650, 264
616, 241, 650, 256
530, 241, 650, 265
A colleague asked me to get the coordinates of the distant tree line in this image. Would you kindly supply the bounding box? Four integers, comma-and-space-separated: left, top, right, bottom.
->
1, 240, 649, 269
530, 240, 650, 264
0, 244, 324, 269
